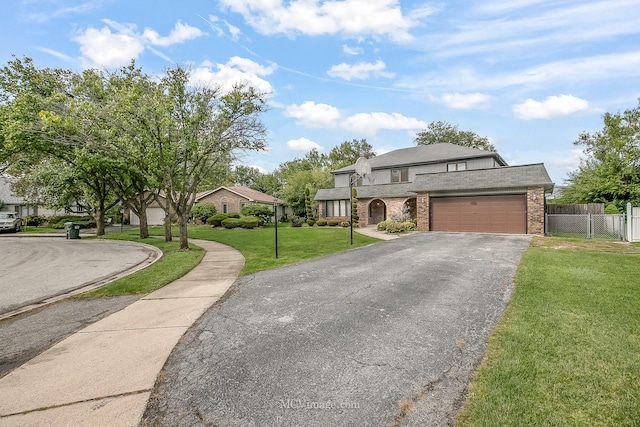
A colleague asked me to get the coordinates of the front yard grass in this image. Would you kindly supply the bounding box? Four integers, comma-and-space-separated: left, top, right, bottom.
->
77, 225, 379, 297
456, 237, 640, 426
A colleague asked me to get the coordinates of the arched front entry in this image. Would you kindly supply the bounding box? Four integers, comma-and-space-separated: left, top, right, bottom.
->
368, 199, 387, 224
404, 198, 417, 220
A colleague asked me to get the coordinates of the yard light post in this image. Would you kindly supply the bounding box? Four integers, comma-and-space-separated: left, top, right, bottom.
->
273, 197, 279, 259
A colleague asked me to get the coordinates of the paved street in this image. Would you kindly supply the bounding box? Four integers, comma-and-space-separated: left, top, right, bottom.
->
143, 232, 532, 426
0, 237, 157, 316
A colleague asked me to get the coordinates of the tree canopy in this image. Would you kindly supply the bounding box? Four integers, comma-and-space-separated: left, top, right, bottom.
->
561, 101, 640, 210
413, 121, 496, 151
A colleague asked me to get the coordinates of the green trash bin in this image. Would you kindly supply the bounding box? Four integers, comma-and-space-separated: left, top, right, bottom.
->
64, 222, 81, 239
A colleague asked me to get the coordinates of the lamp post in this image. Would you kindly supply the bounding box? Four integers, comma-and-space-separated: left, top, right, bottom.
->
273, 197, 279, 259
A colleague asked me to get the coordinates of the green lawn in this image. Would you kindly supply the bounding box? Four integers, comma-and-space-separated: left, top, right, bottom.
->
78, 224, 379, 297
456, 237, 640, 426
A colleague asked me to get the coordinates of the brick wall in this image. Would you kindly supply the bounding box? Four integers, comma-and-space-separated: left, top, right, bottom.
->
198, 189, 250, 214
416, 193, 430, 231
527, 186, 545, 235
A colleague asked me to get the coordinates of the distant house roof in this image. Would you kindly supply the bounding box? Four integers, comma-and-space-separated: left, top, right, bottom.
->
0, 176, 23, 204
332, 143, 507, 174
411, 163, 554, 193
196, 186, 282, 204
315, 183, 415, 201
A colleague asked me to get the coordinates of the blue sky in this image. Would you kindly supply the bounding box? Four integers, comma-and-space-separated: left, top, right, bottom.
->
2, 0, 640, 184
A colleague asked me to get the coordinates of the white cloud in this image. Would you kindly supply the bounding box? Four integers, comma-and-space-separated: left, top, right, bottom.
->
142, 21, 204, 46
343, 44, 363, 55
513, 94, 590, 120
189, 57, 275, 95
326, 59, 395, 81
287, 137, 325, 152
74, 19, 205, 68
75, 26, 145, 68
340, 112, 428, 135
218, 0, 419, 42
438, 93, 492, 109
284, 101, 341, 128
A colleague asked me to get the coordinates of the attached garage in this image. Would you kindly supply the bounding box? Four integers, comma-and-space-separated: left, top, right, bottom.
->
130, 208, 165, 226
431, 195, 527, 234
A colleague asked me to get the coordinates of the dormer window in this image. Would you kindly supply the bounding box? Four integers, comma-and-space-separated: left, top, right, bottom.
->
447, 162, 466, 172
391, 168, 409, 183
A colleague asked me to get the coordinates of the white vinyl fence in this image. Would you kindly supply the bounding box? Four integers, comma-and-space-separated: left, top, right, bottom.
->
627, 203, 640, 243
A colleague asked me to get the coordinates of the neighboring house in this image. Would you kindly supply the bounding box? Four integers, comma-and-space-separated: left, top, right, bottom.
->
0, 176, 59, 217
128, 193, 169, 226
314, 143, 554, 235
196, 186, 289, 220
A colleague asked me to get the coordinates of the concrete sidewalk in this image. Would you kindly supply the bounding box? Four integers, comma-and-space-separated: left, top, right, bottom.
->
0, 239, 244, 427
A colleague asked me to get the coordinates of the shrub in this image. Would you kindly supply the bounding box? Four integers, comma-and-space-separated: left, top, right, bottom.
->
24, 215, 47, 227
208, 213, 230, 227
327, 220, 339, 227
241, 204, 273, 223
316, 219, 327, 226
306, 219, 316, 226
290, 215, 305, 227
279, 213, 289, 223
190, 203, 217, 224
339, 221, 350, 227
239, 216, 262, 229
605, 203, 621, 214
385, 221, 405, 233
401, 221, 417, 231
221, 218, 241, 229
377, 220, 392, 231
228, 213, 241, 219
48, 215, 96, 229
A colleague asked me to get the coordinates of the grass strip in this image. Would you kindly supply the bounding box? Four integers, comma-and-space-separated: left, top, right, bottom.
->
456, 237, 640, 426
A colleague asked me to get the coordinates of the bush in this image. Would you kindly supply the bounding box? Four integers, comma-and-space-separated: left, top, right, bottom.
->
316, 219, 327, 226
290, 215, 305, 227
24, 215, 47, 227
384, 220, 417, 233
228, 213, 241, 219
327, 220, 339, 227
208, 213, 229, 227
48, 215, 96, 229
605, 203, 621, 214
377, 220, 392, 231
279, 213, 289, 223
190, 203, 217, 224
339, 221, 350, 227
221, 218, 241, 229
307, 219, 316, 226
238, 216, 262, 229
241, 204, 273, 223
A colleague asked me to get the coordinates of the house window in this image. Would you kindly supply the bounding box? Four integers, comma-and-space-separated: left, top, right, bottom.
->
391, 168, 409, 183
222, 203, 228, 213
240, 202, 246, 209
447, 162, 466, 172
325, 200, 350, 217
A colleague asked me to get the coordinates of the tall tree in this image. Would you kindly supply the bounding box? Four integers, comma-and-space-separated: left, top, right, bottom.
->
562, 101, 640, 210
327, 139, 376, 169
413, 121, 496, 151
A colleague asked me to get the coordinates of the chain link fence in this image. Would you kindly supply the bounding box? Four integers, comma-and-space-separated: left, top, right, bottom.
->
546, 214, 626, 240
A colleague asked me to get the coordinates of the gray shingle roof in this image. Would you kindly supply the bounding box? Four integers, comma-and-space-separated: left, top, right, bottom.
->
315, 183, 415, 200
332, 143, 506, 174
410, 163, 554, 193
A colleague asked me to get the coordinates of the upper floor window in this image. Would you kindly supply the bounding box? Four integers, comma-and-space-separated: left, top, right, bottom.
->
447, 162, 467, 172
391, 168, 409, 183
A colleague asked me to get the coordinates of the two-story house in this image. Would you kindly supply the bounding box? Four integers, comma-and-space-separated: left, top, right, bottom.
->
314, 143, 554, 235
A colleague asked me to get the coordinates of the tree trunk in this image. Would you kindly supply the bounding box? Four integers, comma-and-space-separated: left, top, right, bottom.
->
136, 199, 149, 239
164, 214, 172, 242
178, 212, 189, 250
96, 208, 105, 236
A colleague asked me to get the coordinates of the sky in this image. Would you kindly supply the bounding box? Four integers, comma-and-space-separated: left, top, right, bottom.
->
2, 0, 640, 185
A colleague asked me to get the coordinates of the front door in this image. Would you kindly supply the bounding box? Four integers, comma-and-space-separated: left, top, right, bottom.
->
368, 199, 386, 224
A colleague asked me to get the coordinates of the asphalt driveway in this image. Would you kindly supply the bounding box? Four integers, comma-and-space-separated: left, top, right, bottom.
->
143, 232, 532, 426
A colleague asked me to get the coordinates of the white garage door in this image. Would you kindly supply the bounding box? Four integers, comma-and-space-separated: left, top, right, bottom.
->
130, 208, 165, 226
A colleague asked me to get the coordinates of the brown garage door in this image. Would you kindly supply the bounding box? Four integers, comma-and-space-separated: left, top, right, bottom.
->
431, 195, 526, 234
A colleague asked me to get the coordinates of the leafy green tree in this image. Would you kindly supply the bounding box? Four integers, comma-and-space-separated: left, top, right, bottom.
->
233, 165, 264, 188
351, 188, 358, 226
562, 101, 640, 211
328, 139, 376, 169
190, 202, 217, 223
241, 204, 273, 223
280, 168, 333, 216
413, 121, 496, 151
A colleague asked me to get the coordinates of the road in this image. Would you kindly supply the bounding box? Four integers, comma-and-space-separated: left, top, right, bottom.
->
143, 232, 531, 426
0, 237, 157, 316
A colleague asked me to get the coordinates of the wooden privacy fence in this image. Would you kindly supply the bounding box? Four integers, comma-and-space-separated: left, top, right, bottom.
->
546, 204, 604, 214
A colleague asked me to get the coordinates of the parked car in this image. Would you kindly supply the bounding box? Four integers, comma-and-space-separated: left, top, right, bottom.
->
0, 212, 22, 232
